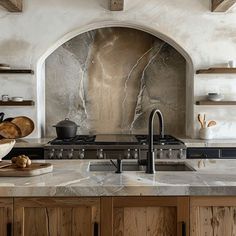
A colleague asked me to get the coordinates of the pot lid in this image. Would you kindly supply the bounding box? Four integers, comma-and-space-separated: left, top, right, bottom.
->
54, 118, 78, 127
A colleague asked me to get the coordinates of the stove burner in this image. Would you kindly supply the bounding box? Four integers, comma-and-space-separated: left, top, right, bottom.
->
49, 135, 96, 145
135, 135, 184, 145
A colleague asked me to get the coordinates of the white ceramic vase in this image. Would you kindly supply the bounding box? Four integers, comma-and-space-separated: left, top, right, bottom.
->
199, 127, 213, 140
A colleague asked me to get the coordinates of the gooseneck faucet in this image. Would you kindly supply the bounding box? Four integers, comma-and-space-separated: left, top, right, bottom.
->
146, 109, 164, 174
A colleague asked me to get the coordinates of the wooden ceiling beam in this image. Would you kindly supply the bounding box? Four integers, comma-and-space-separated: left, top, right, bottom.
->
109, 0, 124, 11
0, 0, 22, 12
212, 0, 236, 12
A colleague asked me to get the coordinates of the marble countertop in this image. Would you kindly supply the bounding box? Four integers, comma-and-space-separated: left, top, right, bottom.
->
179, 138, 236, 148
14, 138, 51, 148
1, 159, 236, 197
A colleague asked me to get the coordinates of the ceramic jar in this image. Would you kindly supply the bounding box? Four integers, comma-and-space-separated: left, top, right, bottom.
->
199, 127, 214, 140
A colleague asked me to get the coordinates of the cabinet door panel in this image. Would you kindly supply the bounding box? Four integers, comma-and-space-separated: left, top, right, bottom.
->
114, 206, 177, 236
14, 197, 100, 236
102, 196, 189, 236
0, 198, 13, 236
191, 197, 236, 236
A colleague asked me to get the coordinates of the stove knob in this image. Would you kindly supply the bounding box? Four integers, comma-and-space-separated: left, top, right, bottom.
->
48, 149, 55, 159
57, 149, 63, 159
68, 149, 74, 159
133, 149, 139, 159
159, 149, 164, 159
79, 149, 85, 159
168, 149, 173, 159
97, 149, 104, 159
178, 149, 185, 159
126, 149, 131, 159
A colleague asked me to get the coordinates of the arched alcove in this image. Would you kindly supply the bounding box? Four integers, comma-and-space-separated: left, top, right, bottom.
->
36, 21, 194, 137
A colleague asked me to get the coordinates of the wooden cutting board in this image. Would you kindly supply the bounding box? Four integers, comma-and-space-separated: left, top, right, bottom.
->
0, 162, 53, 177
0, 121, 22, 139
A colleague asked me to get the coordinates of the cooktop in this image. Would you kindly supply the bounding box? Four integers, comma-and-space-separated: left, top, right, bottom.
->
49, 134, 183, 146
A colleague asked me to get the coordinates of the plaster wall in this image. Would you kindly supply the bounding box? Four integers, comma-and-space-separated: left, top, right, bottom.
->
0, 0, 236, 138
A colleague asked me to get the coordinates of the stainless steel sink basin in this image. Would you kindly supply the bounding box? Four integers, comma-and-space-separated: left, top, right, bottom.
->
89, 161, 195, 172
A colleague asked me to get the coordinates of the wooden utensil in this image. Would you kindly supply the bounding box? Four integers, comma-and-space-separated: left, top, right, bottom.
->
197, 114, 204, 128
0, 121, 22, 139
203, 114, 206, 128
10, 116, 34, 138
0, 161, 12, 169
207, 120, 217, 127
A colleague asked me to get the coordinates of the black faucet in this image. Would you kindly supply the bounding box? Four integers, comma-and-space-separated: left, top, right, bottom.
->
146, 109, 164, 174
110, 158, 122, 174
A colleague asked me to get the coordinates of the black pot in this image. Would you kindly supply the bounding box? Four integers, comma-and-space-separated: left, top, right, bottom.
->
53, 118, 78, 139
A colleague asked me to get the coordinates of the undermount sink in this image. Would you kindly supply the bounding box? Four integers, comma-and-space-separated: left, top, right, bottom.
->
89, 161, 196, 172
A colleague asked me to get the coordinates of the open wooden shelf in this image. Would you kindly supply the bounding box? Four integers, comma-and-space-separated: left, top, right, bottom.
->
0, 100, 35, 106
196, 100, 236, 105
0, 69, 34, 74
196, 68, 236, 74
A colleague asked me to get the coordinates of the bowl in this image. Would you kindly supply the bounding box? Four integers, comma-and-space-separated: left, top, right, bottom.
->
11, 97, 23, 102
0, 139, 15, 161
207, 93, 224, 102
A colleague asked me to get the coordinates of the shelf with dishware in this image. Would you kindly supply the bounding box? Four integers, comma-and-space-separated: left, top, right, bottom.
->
196, 67, 236, 74
0, 100, 35, 106
0, 69, 34, 74
196, 100, 236, 105
0, 64, 34, 74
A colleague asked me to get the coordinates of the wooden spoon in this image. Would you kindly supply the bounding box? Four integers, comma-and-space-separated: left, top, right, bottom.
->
207, 120, 217, 127
0, 121, 22, 139
197, 114, 204, 128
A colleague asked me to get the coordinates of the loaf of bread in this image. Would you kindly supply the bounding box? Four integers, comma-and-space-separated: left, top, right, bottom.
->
11, 155, 31, 168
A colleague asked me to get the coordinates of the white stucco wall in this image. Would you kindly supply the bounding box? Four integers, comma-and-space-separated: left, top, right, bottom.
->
0, 0, 236, 138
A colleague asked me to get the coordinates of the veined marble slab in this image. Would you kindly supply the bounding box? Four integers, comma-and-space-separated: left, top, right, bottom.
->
14, 138, 51, 148
0, 159, 236, 197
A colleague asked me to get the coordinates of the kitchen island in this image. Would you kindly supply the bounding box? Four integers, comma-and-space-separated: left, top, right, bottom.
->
1, 159, 236, 235
0, 159, 236, 196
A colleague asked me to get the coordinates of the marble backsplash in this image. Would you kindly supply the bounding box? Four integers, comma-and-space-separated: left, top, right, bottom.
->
45, 27, 186, 137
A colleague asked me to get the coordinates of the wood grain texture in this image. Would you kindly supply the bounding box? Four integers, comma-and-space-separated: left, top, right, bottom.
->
196, 67, 236, 74
0, 100, 35, 106
0, 198, 13, 236
0, 0, 22, 12
14, 197, 100, 236
190, 197, 236, 236
101, 197, 113, 236
196, 101, 236, 105
212, 0, 236, 12
0, 163, 53, 177
111, 197, 189, 236
113, 206, 177, 236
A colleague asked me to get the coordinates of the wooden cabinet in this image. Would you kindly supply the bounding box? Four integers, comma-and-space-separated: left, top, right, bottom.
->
101, 196, 189, 236
0, 198, 13, 236
190, 197, 236, 236
14, 197, 100, 236
5, 196, 236, 236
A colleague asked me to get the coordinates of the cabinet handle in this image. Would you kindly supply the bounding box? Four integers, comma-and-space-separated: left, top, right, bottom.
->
181, 221, 186, 236
94, 222, 99, 236
7, 223, 12, 236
